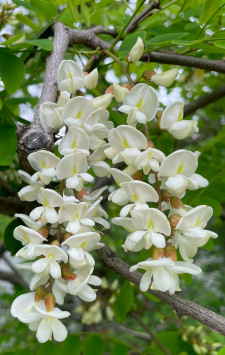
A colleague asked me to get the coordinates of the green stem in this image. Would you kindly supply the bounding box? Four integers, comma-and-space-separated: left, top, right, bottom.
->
102, 49, 134, 86
108, 0, 146, 51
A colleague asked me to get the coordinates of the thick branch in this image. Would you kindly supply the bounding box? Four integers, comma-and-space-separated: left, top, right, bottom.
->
126, 0, 161, 33
184, 84, 225, 116
0, 196, 26, 216
0, 178, 16, 196
98, 244, 225, 335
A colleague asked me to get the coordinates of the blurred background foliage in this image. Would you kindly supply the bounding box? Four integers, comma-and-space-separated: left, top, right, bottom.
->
0, 0, 225, 354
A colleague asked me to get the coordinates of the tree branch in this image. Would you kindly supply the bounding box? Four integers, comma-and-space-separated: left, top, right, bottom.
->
97, 244, 225, 336
0, 178, 17, 196
126, 0, 161, 33
0, 196, 26, 216
184, 84, 225, 116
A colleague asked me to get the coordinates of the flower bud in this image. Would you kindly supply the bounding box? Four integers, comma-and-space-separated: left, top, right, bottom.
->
44, 293, 55, 312
50, 240, 61, 247
75, 188, 88, 199
165, 244, 177, 262
38, 226, 49, 239
143, 70, 156, 82
151, 245, 164, 260
91, 94, 113, 109
161, 190, 172, 202
131, 171, 144, 181
156, 110, 163, 120
127, 37, 144, 63
113, 83, 129, 103
84, 68, 98, 89
64, 232, 73, 241
151, 68, 178, 87
147, 141, 155, 148
105, 85, 114, 95
170, 196, 185, 210
169, 214, 182, 234
61, 263, 77, 281
34, 286, 47, 302
122, 84, 132, 91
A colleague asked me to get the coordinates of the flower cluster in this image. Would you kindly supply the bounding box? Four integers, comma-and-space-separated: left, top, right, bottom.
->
11, 37, 217, 342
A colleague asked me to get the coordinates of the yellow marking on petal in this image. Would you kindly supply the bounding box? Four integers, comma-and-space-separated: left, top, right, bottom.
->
68, 71, 73, 79
72, 165, 77, 174
76, 110, 82, 119
132, 193, 139, 202
136, 99, 143, 111
148, 150, 152, 158
48, 252, 54, 259
80, 241, 87, 248
122, 138, 130, 149
176, 163, 183, 174
147, 219, 154, 229
195, 218, 201, 227
178, 108, 183, 121
47, 316, 53, 321
71, 140, 77, 148
43, 197, 49, 207
23, 234, 30, 243
41, 161, 46, 169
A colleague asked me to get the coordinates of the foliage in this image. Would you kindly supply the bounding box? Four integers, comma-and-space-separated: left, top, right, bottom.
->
0, 0, 225, 354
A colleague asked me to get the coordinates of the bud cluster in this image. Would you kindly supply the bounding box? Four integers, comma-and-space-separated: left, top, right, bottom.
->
11, 39, 217, 342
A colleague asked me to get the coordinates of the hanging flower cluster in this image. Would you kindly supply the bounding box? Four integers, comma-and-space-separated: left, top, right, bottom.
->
11, 37, 217, 342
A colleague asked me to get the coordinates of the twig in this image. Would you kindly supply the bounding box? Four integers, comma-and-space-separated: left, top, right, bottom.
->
97, 244, 225, 336
131, 312, 172, 355
0, 178, 16, 196
126, 0, 161, 33
1, 253, 29, 289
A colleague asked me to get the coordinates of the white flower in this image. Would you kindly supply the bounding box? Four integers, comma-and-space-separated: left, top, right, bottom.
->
39, 102, 63, 133
28, 151, 60, 185
57, 91, 70, 107
58, 126, 90, 156
127, 37, 144, 62
113, 83, 129, 102
67, 265, 101, 301
123, 208, 171, 251
62, 97, 94, 128
62, 231, 103, 266
110, 180, 158, 216
88, 144, 111, 178
134, 147, 165, 174
84, 68, 98, 89
56, 152, 94, 190
105, 125, 147, 164
160, 101, 199, 139
173, 205, 218, 261
151, 68, 178, 87
18, 170, 43, 202
14, 225, 46, 259
34, 302, 70, 343
118, 84, 158, 126
91, 93, 113, 109
58, 202, 93, 234
15, 213, 43, 231
30, 188, 64, 224
11, 292, 37, 324
83, 108, 113, 150
57, 60, 85, 93
130, 258, 201, 294
158, 149, 208, 196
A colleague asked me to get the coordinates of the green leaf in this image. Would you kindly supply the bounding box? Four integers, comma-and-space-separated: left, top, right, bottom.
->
210, 30, 225, 40
4, 219, 21, 255
67, 0, 80, 22
26, 39, 53, 51
201, 0, 221, 23
202, 238, 214, 251
144, 292, 160, 302
83, 335, 105, 355
30, 0, 58, 18
36, 342, 59, 355
0, 98, 2, 110
0, 125, 17, 166
59, 335, 82, 355
214, 40, 225, 49
111, 343, 128, 355
180, 0, 195, 13
81, 3, 91, 27
2, 33, 25, 46
0, 54, 24, 94
218, 347, 225, 355
180, 273, 192, 286
119, 31, 147, 58
194, 197, 221, 217
113, 281, 134, 323
146, 32, 189, 45
16, 14, 40, 31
